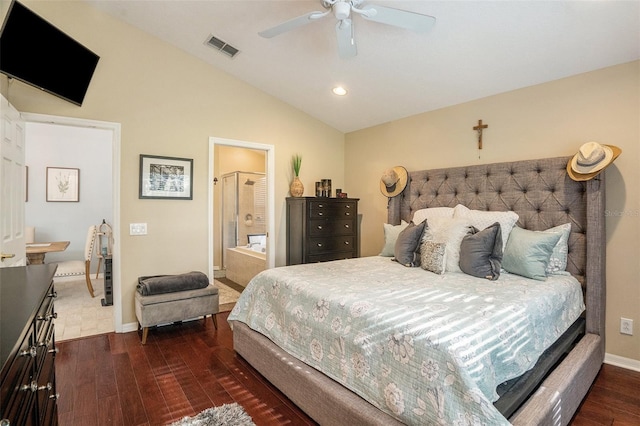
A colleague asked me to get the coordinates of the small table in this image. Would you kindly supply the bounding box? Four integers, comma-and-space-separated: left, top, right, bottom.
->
26, 241, 70, 265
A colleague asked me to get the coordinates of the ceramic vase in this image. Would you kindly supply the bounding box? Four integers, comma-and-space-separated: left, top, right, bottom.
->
290, 176, 304, 197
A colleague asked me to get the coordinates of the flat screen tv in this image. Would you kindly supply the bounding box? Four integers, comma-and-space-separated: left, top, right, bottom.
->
0, 1, 99, 106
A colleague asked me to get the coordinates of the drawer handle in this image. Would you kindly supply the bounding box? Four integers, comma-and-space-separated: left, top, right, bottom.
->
344, 241, 350, 245
317, 225, 323, 230
19, 346, 37, 358
345, 212, 351, 216
317, 243, 323, 247
318, 204, 324, 208
344, 224, 350, 229
318, 212, 323, 216
37, 312, 57, 321
20, 381, 51, 393
346, 205, 351, 208
39, 338, 56, 348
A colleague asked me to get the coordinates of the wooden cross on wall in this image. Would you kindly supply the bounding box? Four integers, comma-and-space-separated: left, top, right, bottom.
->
473, 119, 488, 149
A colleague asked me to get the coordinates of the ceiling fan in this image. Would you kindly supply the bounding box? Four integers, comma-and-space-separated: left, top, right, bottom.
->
258, 0, 436, 58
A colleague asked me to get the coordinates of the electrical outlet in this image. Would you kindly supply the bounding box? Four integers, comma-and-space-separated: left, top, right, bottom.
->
129, 223, 147, 235
620, 318, 633, 335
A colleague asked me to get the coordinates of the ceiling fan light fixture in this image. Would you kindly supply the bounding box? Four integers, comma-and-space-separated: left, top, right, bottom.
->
332, 86, 348, 96
333, 2, 351, 20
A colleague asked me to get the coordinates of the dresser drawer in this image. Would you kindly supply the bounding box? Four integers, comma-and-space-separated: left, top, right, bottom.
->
1, 333, 36, 425
36, 347, 57, 425
309, 201, 356, 219
308, 236, 355, 254
308, 219, 356, 236
307, 251, 355, 263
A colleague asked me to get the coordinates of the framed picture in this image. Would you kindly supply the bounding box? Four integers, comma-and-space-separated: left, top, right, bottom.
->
46, 167, 79, 202
139, 154, 193, 200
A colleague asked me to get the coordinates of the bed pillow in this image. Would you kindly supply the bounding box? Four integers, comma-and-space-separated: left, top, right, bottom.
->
541, 223, 571, 274
453, 204, 519, 252
459, 222, 503, 280
502, 226, 562, 281
420, 241, 447, 275
412, 207, 454, 225
380, 220, 409, 256
393, 221, 426, 267
422, 216, 472, 272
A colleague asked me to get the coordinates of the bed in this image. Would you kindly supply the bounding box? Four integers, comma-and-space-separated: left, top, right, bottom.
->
229, 156, 605, 425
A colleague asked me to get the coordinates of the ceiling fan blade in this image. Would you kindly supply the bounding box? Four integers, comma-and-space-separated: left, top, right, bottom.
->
336, 19, 357, 58
360, 4, 435, 33
258, 11, 329, 38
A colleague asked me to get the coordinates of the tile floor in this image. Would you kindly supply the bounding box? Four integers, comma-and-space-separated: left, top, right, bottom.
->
54, 277, 114, 341
54, 276, 243, 342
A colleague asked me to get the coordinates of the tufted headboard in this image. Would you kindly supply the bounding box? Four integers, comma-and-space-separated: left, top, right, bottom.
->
388, 156, 606, 337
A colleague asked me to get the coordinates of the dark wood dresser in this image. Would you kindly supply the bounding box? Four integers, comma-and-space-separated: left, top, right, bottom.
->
1, 264, 59, 425
286, 197, 359, 265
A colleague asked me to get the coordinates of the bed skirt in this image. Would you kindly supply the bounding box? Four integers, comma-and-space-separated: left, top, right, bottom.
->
232, 320, 604, 426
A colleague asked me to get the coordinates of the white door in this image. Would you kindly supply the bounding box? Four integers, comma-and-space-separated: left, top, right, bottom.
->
0, 94, 26, 267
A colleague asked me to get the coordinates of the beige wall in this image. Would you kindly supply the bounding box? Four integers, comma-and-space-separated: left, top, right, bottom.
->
345, 61, 640, 362
1, 1, 344, 325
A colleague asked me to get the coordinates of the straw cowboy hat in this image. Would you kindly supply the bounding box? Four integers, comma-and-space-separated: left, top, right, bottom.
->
567, 142, 622, 181
380, 166, 408, 197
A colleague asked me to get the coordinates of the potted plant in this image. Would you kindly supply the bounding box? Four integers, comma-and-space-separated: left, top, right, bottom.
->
290, 154, 304, 197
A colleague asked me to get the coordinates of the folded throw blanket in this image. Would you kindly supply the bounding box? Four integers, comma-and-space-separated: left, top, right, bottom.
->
137, 271, 209, 296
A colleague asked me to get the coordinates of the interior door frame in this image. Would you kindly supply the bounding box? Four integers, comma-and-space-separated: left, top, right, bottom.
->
22, 112, 123, 332
208, 137, 275, 279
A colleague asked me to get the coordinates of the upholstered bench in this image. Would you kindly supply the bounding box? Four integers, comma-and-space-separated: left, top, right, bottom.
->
134, 284, 219, 344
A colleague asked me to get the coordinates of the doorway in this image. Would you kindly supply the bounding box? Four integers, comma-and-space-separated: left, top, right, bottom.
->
208, 137, 275, 284
22, 113, 122, 335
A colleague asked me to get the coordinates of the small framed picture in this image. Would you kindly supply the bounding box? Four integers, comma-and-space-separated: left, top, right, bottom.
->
46, 167, 79, 202
139, 154, 193, 200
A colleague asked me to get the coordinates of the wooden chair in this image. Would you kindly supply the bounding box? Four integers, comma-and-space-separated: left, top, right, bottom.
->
53, 225, 97, 297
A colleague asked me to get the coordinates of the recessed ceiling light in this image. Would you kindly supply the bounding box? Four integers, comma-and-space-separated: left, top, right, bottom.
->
332, 86, 348, 96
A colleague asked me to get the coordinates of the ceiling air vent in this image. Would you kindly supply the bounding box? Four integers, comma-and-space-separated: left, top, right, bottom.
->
205, 34, 239, 58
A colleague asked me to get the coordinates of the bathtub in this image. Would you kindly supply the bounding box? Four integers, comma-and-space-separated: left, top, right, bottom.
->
225, 246, 266, 287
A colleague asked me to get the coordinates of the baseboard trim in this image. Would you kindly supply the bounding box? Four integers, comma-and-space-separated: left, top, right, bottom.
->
604, 353, 640, 372
121, 322, 138, 333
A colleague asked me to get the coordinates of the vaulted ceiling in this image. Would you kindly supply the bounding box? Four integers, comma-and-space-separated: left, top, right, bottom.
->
88, 1, 640, 133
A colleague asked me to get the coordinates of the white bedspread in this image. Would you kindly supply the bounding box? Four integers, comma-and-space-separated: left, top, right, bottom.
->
229, 256, 585, 425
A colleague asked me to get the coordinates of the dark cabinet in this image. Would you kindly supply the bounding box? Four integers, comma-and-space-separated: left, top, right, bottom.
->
1, 264, 59, 425
286, 197, 359, 265
101, 256, 113, 307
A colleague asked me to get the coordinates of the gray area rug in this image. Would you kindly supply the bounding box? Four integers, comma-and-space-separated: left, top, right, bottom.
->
169, 403, 255, 426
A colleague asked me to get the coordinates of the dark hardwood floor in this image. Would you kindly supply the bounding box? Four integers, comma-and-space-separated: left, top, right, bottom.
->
55, 312, 640, 425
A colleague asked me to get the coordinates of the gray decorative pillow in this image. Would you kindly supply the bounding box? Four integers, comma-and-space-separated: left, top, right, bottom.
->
502, 227, 562, 281
459, 222, 503, 280
393, 221, 426, 267
420, 241, 447, 275
380, 220, 409, 257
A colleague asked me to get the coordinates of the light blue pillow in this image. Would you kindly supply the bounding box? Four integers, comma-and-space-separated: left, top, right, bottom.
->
502, 227, 562, 281
380, 220, 408, 256
542, 223, 571, 274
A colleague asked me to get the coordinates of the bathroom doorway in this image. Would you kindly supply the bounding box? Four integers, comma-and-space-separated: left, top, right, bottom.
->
208, 137, 275, 285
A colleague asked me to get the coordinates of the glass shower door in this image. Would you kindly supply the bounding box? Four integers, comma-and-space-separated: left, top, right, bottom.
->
221, 173, 238, 269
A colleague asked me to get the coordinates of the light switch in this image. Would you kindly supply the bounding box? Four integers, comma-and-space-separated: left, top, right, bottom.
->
130, 223, 147, 235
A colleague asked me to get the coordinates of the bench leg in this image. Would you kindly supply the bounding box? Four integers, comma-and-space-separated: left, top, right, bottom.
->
211, 314, 218, 329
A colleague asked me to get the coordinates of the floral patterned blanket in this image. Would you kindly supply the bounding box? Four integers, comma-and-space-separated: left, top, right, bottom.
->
228, 256, 584, 425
